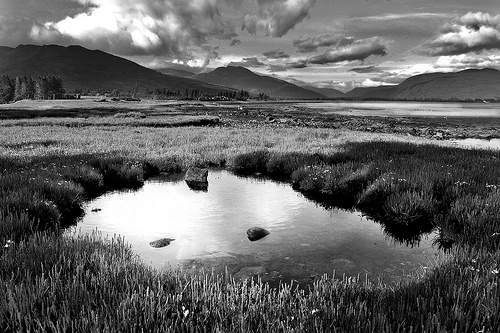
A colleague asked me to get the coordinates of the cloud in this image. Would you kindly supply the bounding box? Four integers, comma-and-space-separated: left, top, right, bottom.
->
434, 54, 500, 71
0, 16, 35, 46
230, 38, 241, 46
267, 64, 289, 72
307, 37, 388, 64
228, 57, 266, 67
293, 35, 355, 53
242, 0, 316, 37
417, 12, 500, 56
349, 66, 379, 73
263, 49, 290, 59
28, 0, 237, 63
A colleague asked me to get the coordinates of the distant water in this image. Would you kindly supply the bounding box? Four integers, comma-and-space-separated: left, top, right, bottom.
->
299, 101, 500, 118
451, 138, 500, 150
69, 171, 439, 285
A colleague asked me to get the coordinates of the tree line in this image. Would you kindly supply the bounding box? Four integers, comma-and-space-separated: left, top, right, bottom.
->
0, 75, 65, 104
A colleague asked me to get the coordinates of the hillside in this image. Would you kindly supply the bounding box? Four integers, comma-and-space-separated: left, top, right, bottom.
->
157, 68, 197, 78
301, 85, 344, 98
346, 68, 500, 101
0, 44, 222, 93
195, 66, 326, 99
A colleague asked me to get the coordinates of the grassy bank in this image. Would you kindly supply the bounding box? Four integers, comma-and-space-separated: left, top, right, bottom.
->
232, 142, 500, 250
1, 116, 500, 331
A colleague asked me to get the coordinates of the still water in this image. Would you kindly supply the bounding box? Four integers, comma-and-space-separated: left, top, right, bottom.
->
299, 101, 500, 118
70, 171, 438, 284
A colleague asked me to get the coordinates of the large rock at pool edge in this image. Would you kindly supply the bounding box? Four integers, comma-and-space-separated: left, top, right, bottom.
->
184, 167, 208, 191
247, 227, 270, 241
149, 238, 175, 248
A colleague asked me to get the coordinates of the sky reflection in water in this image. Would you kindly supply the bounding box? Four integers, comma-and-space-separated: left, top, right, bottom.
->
72, 171, 439, 284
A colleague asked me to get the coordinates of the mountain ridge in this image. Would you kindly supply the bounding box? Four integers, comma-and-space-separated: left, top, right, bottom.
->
0, 44, 223, 93
195, 66, 327, 99
346, 68, 500, 101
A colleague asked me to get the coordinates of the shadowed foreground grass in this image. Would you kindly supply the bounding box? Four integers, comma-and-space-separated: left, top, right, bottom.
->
1, 233, 499, 332
1, 122, 500, 332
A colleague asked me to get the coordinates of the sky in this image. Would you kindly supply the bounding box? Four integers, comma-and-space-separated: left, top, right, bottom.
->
1, 0, 500, 91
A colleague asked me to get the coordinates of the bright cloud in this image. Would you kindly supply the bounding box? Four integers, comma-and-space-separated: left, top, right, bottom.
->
29, 0, 236, 62
434, 54, 500, 70
227, 57, 266, 67
242, 0, 316, 37
417, 12, 500, 56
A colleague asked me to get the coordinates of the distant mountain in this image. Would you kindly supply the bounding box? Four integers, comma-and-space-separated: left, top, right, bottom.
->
195, 66, 326, 99
0, 44, 222, 93
346, 68, 500, 101
345, 86, 397, 99
301, 85, 344, 98
156, 68, 197, 78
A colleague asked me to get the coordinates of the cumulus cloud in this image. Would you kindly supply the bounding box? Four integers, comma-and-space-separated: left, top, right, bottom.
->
307, 37, 388, 64
263, 49, 290, 59
417, 12, 500, 56
434, 54, 500, 71
228, 57, 266, 67
29, 0, 236, 63
293, 35, 355, 53
242, 0, 316, 37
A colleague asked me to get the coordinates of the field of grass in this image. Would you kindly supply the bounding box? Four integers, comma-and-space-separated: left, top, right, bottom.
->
1, 103, 500, 332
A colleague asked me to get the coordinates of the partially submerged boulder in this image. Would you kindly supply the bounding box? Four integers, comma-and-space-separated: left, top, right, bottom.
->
185, 167, 209, 191
247, 227, 270, 241
233, 266, 267, 281
149, 238, 175, 248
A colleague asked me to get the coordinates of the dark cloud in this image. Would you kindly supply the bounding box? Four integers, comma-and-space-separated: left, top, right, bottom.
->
344, 13, 452, 42
0, 16, 36, 47
230, 38, 241, 46
307, 37, 388, 64
416, 12, 500, 56
349, 66, 387, 73
263, 49, 290, 59
293, 35, 354, 53
267, 64, 289, 72
228, 57, 266, 67
242, 0, 317, 37
267, 60, 307, 72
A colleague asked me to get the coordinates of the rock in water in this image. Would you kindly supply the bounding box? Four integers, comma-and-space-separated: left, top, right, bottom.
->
184, 167, 209, 191
247, 227, 270, 241
233, 266, 267, 281
149, 238, 175, 248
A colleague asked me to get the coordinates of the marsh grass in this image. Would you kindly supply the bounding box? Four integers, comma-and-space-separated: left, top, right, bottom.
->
2, 121, 500, 331
233, 141, 500, 249
1, 233, 499, 332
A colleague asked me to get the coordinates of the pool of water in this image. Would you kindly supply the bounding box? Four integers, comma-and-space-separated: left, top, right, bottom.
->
69, 171, 439, 284
299, 101, 500, 118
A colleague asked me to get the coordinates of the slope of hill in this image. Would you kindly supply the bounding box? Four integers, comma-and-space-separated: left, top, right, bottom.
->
301, 85, 344, 98
346, 68, 500, 101
0, 44, 222, 93
345, 86, 397, 99
157, 68, 197, 78
195, 66, 326, 99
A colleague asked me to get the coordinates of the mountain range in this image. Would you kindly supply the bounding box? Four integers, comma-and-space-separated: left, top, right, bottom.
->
0, 44, 221, 93
346, 68, 500, 101
0, 44, 499, 101
194, 66, 328, 99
